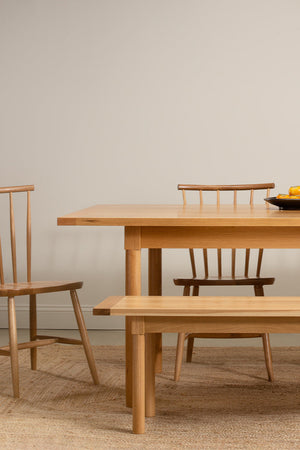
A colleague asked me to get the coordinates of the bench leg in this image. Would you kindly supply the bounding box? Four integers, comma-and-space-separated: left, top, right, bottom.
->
146, 334, 156, 417
133, 334, 145, 434
148, 249, 162, 374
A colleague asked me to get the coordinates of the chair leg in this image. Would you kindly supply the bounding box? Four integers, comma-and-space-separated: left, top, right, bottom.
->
183, 285, 190, 296
181, 285, 195, 364
174, 333, 185, 381
262, 334, 274, 382
186, 337, 194, 362
70, 290, 99, 385
29, 294, 37, 370
192, 286, 199, 296
254, 285, 274, 382
8, 297, 19, 398
174, 285, 190, 381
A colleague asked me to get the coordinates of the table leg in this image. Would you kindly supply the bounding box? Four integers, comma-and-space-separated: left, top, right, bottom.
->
126, 249, 141, 408
133, 333, 145, 434
148, 249, 162, 373
145, 333, 156, 418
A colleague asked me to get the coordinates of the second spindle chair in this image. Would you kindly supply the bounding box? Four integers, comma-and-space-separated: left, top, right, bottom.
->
173, 183, 275, 382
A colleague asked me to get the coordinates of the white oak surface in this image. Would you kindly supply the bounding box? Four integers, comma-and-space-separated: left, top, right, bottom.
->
58, 204, 300, 227
94, 296, 300, 317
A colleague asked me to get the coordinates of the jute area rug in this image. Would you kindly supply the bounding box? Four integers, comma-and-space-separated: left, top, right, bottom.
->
0, 345, 299, 449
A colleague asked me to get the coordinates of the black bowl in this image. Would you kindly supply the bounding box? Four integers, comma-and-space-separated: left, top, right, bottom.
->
265, 197, 300, 210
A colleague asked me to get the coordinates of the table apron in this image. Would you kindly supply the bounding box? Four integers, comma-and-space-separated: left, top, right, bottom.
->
134, 226, 300, 249
140, 316, 300, 333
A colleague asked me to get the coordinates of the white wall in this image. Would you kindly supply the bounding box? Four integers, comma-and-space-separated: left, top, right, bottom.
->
1, 0, 300, 329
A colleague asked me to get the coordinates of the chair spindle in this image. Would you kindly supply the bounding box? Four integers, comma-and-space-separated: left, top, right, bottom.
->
233, 190, 237, 206
0, 237, 4, 284
256, 248, 264, 277
189, 249, 197, 278
182, 190, 187, 206
265, 188, 270, 208
9, 193, 17, 283
27, 191, 31, 282
231, 248, 236, 278
245, 248, 250, 277
217, 249, 222, 279
250, 189, 254, 205
232, 190, 237, 277
203, 249, 209, 278
199, 190, 203, 206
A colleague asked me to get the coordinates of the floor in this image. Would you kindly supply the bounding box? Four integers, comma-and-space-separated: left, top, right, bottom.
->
0, 329, 299, 347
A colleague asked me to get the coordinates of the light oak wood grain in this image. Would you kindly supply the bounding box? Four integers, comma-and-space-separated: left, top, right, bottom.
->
58, 204, 300, 227
0, 281, 83, 297
93, 296, 300, 317
0, 185, 34, 194
141, 226, 300, 249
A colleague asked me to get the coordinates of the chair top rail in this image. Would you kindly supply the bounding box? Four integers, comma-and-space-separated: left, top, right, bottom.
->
0, 185, 34, 194
178, 183, 275, 191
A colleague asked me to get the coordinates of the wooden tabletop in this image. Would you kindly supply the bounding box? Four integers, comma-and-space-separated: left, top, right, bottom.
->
93, 296, 300, 317
57, 204, 300, 227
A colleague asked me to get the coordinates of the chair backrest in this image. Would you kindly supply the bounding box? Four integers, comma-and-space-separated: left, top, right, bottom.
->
178, 183, 275, 279
0, 185, 34, 285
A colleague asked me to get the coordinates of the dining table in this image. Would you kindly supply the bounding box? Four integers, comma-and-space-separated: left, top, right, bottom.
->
57, 203, 300, 409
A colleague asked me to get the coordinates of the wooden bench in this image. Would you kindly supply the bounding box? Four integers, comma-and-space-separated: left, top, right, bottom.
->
93, 295, 300, 434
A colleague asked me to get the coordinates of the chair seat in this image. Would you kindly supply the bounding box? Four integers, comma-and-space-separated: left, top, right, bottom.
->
174, 276, 275, 287
0, 280, 83, 297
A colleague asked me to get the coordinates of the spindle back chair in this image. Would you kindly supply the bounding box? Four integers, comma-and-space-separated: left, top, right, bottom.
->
174, 183, 275, 382
0, 185, 99, 397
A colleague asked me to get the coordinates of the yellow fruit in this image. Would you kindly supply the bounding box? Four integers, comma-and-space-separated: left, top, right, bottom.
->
277, 194, 290, 199
289, 186, 300, 196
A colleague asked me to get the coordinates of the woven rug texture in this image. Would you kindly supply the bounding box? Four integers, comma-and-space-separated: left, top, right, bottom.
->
0, 345, 299, 449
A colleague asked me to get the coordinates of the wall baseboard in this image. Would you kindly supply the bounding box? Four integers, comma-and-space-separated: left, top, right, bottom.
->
0, 304, 124, 330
